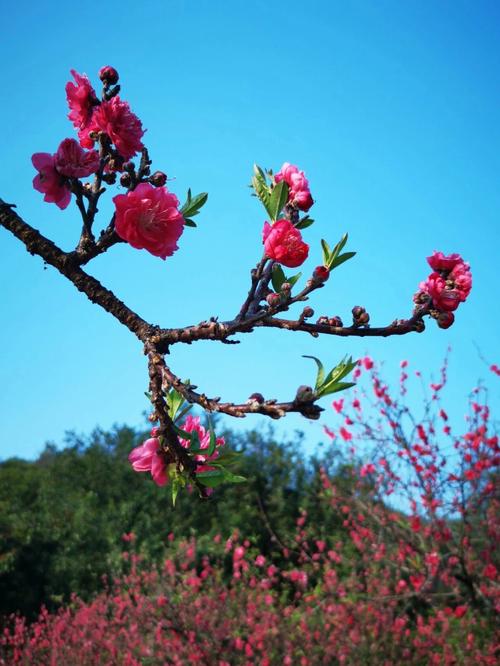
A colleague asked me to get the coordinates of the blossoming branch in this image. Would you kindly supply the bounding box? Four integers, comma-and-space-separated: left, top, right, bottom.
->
0, 66, 472, 503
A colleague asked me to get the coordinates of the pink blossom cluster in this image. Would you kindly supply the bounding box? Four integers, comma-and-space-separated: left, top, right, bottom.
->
66, 69, 144, 162
32, 139, 100, 209
418, 251, 472, 328
128, 416, 225, 486
113, 183, 185, 259
275, 162, 314, 212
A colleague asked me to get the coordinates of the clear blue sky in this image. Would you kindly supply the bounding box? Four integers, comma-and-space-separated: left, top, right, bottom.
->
1, 0, 499, 460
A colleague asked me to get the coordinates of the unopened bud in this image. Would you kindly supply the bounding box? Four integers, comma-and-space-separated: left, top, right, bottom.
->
316, 316, 329, 326
266, 293, 281, 308
102, 172, 116, 185
295, 385, 315, 402
313, 265, 330, 282
328, 316, 343, 327
302, 307, 314, 319
123, 161, 135, 173
120, 172, 131, 187
248, 392, 265, 404
414, 319, 425, 333
99, 65, 119, 85
150, 170, 167, 187
437, 311, 454, 329
352, 306, 365, 319
280, 282, 292, 294
357, 312, 370, 325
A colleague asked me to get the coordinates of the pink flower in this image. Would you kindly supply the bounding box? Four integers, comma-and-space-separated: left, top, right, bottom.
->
177, 414, 225, 472
128, 434, 168, 486
420, 252, 472, 315
275, 162, 314, 211
87, 96, 144, 160
427, 251, 463, 272
360, 463, 376, 477
66, 70, 97, 143
32, 153, 71, 209
113, 183, 185, 259
262, 219, 309, 268
54, 138, 100, 178
339, 426, 352, 441
421, 273, 461, 311
450, 261, 472, 301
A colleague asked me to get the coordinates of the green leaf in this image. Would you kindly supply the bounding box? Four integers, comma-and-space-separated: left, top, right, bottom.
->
295, 216, 314, 230
184, 218, 197, 228
196, 469, 226, 487
206, 421, 217, 457
303, 355, 325, 391
268, 180, 289, 221
315, 356, 357, 398
180, 192, 208, 219
330, 233, 348, 260
175, 404, 193, 424
317, 381, 356, 397
214, 449, 241, 466
252, 164, 273, 218
166, 388, 185, 421
173, 424, 193, 441
329, 251, 356, 270
171, 478, 181, 507
221, 469, 246, 484
321, 239, 331, 266
287, 272, 302, 289
271, 264, 287, 292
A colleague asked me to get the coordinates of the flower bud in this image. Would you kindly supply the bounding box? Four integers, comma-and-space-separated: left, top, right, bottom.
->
357, 312, 370, 325
316, 316, 329, 326
123, 161, 135, 173
313, 265, 330, 282
150, 170, 167, 187
120, 172, 131, 187
280, 282, 292, 294
328, 316, 343, 327
302, 307, 314, 319
102, 172, 117, 185
295, 385, 315, 402
437, 311, 454, 329
99, 66, 119, 85
414, 319, 425, 333
248, 392, 265, 404
352, 305, 365, 319
266, 292, 281, 308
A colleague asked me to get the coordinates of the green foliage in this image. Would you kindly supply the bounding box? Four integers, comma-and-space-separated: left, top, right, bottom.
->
303, 354, 357, 398
0, 424, 347, 620
320, 233, 356, 271
179, 189, 208, 227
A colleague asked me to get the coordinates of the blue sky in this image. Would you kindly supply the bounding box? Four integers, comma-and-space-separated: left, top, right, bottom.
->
1, 0, 499, 461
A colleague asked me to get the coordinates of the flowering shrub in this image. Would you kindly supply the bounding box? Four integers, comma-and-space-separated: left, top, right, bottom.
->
1, 361, 498, 663
0, 65, 473, 500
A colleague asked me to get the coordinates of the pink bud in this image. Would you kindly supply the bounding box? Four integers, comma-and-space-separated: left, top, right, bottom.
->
313, 265, 330, 282
99, 65, 119, 85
